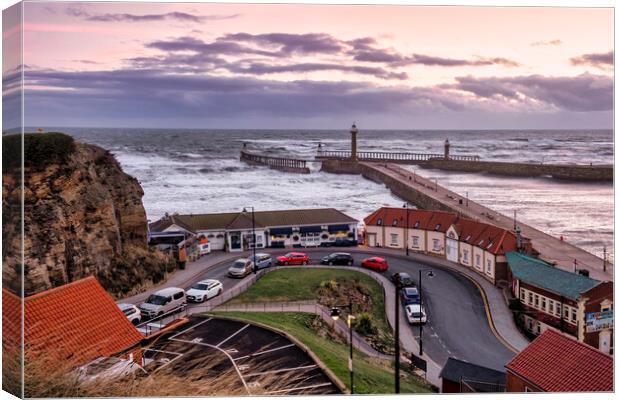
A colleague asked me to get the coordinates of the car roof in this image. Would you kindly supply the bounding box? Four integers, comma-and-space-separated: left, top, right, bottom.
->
406, 304, 422, 311
331, 252, 351, 256
154, 287, 184, 296
398, 272, 412, 277
253, 253, 270, 257
116, 303, 135, 310
404, 287, 419, 293
234, 258, 250, 262
288, 252, 306, 256
197, 279, 220, 285
367, 256, 385, 261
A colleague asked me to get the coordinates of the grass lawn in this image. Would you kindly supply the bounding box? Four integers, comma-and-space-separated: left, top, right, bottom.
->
209, 311, 433, 394
228, 268, 389, 332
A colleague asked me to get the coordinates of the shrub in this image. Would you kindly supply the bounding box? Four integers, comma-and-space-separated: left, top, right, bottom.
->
354, 312, 377, 336
2, 132, 76, 171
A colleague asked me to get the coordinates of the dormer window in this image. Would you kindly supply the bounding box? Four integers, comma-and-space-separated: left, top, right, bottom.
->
377, 218, 382, 226
434, 224, 441, 231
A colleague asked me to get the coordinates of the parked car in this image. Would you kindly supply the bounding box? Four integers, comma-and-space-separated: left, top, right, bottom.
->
361, 257, 389, 271
117, 303, 141, 325
321, 253, 354, 266
186, 279, 223, 303
405, 304, 427, 324
391, 272, 414, 287
401, 287, 421, 305
249, 253, 273, 270
228, 258, 254, 278
333, 237, 358, 247
276, 252, 309, 265
139, 287, 186, 319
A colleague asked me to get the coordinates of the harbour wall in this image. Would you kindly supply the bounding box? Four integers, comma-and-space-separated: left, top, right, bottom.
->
422, 159, 613, 182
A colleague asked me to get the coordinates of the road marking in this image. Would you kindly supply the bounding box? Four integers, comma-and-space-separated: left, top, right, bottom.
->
233, 343, 296, 361
168, 317, 212, 340
217, 324, 250, 347
244, 364, 318, 377
264, 382, 334, 394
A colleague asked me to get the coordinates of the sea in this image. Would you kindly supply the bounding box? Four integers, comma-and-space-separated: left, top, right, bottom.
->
47, 128, 614, 260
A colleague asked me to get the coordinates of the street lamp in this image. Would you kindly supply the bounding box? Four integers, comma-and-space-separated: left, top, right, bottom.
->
402, 203, 410, 256
418, 268, 435, 356
242, 207, 257, 274
330, 302, 355, 394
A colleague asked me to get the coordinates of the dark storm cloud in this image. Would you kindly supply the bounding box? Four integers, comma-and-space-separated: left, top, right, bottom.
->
65, 6, 239, 23
570, 51, 613, 68
453, 74, 612, 112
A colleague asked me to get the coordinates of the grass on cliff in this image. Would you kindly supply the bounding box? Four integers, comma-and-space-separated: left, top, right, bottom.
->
3, 132, 76, 171
209, 311, 433, 394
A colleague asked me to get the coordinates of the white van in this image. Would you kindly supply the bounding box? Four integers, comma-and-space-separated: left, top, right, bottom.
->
139, 287, 186, 319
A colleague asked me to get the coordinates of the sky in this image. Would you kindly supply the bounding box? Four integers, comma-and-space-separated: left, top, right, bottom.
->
2, 2, 614, 129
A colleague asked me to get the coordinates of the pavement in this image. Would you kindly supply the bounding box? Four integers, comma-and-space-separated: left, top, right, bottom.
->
122, 247, 529, 389
364, 162, 613, 282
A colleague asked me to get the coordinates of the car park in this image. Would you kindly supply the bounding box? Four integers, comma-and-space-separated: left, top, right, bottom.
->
139, 287, 186, 319
321, 253, 354, 266
117, 303, 141, 325
405, 304, 427, 324
276, 252, 309, 265
361, 257, 389, 271
228, 258, 254, 278
391, 272, 414, 287
249, 253, 273, 270
186, 279, 223, 303
401, 287, 421, 305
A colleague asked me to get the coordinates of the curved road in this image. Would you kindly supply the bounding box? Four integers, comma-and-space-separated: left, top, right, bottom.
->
127, 248, 516, 372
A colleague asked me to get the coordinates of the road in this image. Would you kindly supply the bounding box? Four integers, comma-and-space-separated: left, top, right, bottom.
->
127, 248, 516, 372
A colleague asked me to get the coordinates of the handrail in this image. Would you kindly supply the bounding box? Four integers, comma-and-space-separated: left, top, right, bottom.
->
240, 149, 309, 169
316, 150, 480, 162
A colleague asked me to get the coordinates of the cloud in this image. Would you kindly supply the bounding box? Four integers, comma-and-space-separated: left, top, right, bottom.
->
65, 6, 239, 23
228, 62, 408, 80
570, 51, 613, 69
221, 32, 347, 56
145, 36, 278, 57
452, 73, 612, 112
530, 39, 562, 47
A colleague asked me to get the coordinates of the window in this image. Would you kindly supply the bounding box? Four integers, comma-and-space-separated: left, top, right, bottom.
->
520, 289, 526, 301
571, 309, 577, 323
434, 224, 441, 231
534, 295, 539, 308
486, 259, 492, 273
392, 219, 398, 226
412, 236, 419, 247
564, 305, 570, 320
541, 297, 546, 310
536, 322, 541, 334
377, 218, 382, 226
432, 239, 440, 251
476, 254, 481, 266
390, 234, 398, 246
463, 249, 469, 262
547, 299, 554, 314
414, 221, 420, 228
527, 317, 533, 330
528, 292, 533, 305
555, 303, 561, 317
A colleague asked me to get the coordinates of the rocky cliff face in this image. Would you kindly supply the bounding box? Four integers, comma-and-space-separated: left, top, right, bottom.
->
2, 133, 174, 297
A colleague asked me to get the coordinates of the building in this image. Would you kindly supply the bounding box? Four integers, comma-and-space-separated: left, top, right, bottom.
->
506, 252, 613, 354
149, 208, 358, 252
2, 277, 143, 366
364, 207, 523, 284
439, 357, 505, 393
505, 329, 613, 392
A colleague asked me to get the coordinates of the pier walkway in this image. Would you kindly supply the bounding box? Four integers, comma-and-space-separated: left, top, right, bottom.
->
360, 162, 612, 282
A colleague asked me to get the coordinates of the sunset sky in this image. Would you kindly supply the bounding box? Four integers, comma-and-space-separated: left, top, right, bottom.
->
3, 2, 614, 129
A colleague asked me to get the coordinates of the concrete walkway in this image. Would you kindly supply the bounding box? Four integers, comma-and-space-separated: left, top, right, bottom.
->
365, 162, 612, 282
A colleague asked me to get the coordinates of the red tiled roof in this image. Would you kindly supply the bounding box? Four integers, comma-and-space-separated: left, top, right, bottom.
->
506, 329, 613, 392
364, 207, 518, 255
21, 276, 142, 365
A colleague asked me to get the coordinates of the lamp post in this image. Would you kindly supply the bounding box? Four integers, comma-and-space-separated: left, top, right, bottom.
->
418, 268, 434, 356
243, 207, 257, 274
402, 203, 410, 256
331, 302, 355, 394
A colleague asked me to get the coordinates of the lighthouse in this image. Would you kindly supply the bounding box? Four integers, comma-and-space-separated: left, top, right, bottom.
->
444, 138, 450, 160
350, 123, 358, 160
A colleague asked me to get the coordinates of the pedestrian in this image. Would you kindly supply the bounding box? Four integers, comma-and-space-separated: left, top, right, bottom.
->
560, 235, 564, 242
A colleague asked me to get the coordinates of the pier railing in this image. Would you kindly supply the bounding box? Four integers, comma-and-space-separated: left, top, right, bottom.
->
240, 149, 310, 173
316, 150, 480, 162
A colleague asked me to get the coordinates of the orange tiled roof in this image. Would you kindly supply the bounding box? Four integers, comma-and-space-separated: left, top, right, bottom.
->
20, 276, 142, 365
506, 329, 612, 392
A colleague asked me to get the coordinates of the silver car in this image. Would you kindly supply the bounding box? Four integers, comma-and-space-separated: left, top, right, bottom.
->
249, 253, 273, 270
228, 258, 254, 278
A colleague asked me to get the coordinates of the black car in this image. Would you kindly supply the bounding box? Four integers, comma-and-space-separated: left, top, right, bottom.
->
321, 253, 354, 266
391, 272, 415, 287
401, 286, 421, 305
333, 237, 358, 247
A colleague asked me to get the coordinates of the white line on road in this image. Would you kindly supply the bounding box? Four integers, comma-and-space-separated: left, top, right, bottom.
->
233, 343, 296, 361
217, 324, 250, 347
168, 317, 212, 340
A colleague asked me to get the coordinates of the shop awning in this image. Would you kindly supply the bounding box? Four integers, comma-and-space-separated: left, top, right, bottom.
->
328, 224, 351, 232
270, 227, 293, 235
300, 225, 323, 233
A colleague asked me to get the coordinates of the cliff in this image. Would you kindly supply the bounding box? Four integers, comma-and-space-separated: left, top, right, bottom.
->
2, 133, 175, 297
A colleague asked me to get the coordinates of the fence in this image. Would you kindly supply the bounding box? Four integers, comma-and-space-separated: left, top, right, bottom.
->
240, 149, 310, 171
316, 150, 480, 162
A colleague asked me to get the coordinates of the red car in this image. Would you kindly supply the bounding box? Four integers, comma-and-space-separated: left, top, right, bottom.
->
361, 257, 389, 271
276, 252, 310, 265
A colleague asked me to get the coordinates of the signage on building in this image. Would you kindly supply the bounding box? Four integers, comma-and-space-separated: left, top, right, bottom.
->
586, 310, 613, 333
